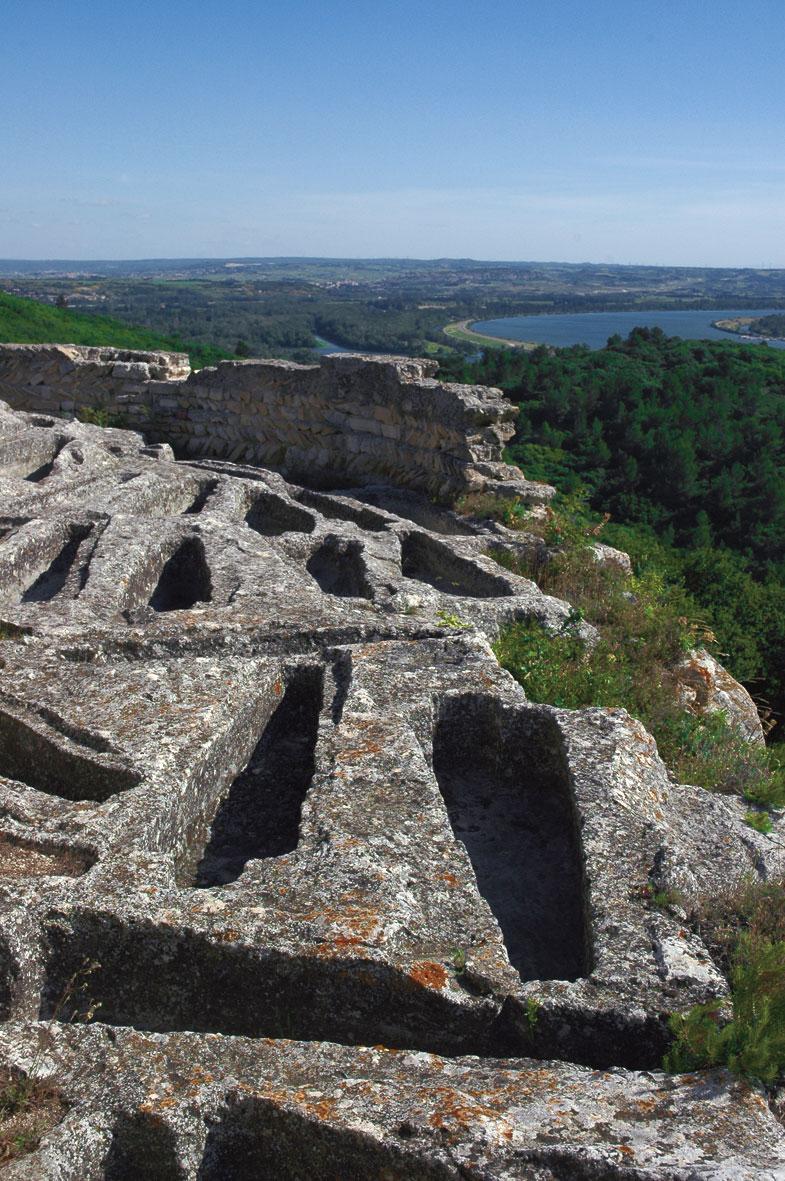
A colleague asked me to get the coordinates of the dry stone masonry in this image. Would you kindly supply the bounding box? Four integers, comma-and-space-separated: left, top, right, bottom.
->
0, 352, 784, 1177
0, 344, 549, 502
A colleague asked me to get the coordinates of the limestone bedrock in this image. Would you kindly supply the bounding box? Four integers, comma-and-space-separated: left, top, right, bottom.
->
0, 367, 783, 1177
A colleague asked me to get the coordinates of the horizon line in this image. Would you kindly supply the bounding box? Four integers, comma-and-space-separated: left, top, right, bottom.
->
1, 255, 784, 273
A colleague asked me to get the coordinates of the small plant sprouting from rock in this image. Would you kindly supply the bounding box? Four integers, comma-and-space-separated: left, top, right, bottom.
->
744, 811, 774, 835
451, 948, 467, 976
0, 1067, 66, 1165
0, 958, 104, 1161
76, 405, 128, 430
524, 997, 541, 1033
639, 882, 684, 912
456, 492, 531, 530
436, 610, 471, 630
0, 957, 100, 1167
49, 957, 103, 1024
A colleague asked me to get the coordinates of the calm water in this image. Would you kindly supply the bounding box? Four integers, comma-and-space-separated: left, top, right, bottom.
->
472, 309, 785, 351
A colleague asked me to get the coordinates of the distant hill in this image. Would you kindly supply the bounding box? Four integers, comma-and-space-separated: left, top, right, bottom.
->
0, 290, 230, 369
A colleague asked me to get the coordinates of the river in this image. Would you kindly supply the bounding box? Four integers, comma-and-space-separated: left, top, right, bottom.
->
471, 309, 785, 351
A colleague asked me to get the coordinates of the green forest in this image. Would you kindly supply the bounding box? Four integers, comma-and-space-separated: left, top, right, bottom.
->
442, 329, 785, 732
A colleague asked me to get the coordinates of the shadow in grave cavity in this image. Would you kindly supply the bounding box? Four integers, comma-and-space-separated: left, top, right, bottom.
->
400, 532, 512, 597
306, 537, 373, 598
21, 523, 93, 603
149, 536, 212, 612
192, 666, 323, 886
104, 1112, 185, 1181
433, 696, 590, 982
197, 1096, 452, 1181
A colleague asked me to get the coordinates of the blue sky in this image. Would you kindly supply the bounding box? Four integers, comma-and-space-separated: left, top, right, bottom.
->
2, 0, 783, 264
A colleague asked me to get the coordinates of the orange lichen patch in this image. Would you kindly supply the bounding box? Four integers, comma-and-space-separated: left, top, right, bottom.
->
214, 928, 241, 942
229, 1083, 338, 1124
294, 906, 382, 939
332, 933, 369, 949
139, 1095, 178, 1113
335, 738, 383, 762
307, 941, 359, 961
310, 1098, 338, 1121
272, 679, 283, 695
436, 871, 459, 888
408, 961, 448, 990
425, 1085, 512, 1138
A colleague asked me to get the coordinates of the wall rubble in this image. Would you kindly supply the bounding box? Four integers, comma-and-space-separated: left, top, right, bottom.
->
0, 343, 543, 501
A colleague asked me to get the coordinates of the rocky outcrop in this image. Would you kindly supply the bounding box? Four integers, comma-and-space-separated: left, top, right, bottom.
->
0, 343, 553, 502
0, 387, 783, 1176
676, 647, 765, 745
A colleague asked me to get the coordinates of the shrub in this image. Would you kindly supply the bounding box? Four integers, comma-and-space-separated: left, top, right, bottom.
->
455, 492, 531, 530
492, 522, 784, 801
75, 405, 128, 430
666, 880, 785, 1086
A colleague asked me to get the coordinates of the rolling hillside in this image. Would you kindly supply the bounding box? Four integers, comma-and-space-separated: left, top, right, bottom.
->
0, 290, 230, 369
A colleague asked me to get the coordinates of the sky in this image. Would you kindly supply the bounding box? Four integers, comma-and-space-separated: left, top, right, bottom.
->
2, 0, 784, 265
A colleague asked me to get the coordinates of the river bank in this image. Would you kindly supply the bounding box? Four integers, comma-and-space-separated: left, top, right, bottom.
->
443, 319, 537, 350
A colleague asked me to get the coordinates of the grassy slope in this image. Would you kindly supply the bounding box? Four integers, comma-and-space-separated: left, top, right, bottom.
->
0, 290, 231, 369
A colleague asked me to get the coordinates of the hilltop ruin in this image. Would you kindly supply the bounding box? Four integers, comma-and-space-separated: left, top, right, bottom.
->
0, 346, 783, 1178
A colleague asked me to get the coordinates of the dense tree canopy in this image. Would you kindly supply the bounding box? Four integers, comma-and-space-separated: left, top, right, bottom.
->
441, 330, 785, 729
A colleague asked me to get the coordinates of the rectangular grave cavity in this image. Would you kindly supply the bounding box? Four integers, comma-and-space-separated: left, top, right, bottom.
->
354, 488, 478, 536
191, 666, 323, 886
433, 696, 590, 982
294, 488, 390, 532
183, 477, 219, 514
21, 522, 94, 604
104, 1112, 184, 1181
39, 916, 496, 1056
0, 710, 141, 802
0, 833, 94, 878
245, 489, 315, 536
0, 431, 66, 482
306, 537, 373, 598
401, 532, 512, 597
148, 535, 212, 612
197, 1097, 434, 1181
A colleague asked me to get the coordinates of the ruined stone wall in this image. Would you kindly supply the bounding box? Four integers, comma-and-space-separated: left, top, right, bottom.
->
0, 343, 522, 499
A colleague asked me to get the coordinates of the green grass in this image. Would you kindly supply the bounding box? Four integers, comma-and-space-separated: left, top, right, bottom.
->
0, 290, 231, 370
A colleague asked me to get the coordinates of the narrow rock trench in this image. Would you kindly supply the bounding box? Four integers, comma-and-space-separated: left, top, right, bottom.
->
149, 536, 213, 612
306, 537, 373, 598
192, 667, 323, 886
21, 524, 94, 603
400, 532, 511, 597
433, 697, 589, 982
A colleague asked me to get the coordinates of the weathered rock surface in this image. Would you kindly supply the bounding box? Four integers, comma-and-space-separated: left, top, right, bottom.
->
675, 647, 766, 746
0, 388, 783, 1177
